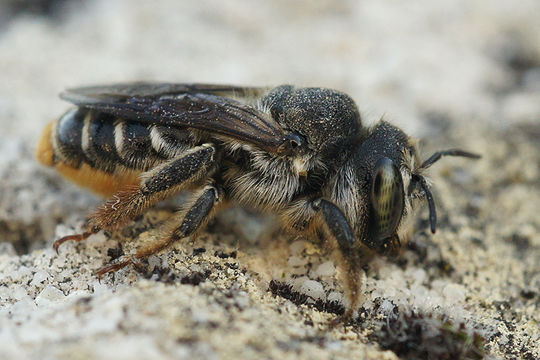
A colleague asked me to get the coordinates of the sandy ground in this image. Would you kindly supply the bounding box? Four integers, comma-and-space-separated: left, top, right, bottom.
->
0, 1, 539, 359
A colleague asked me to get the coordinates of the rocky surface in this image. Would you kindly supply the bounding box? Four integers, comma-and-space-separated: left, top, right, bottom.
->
1, 1, 539, 359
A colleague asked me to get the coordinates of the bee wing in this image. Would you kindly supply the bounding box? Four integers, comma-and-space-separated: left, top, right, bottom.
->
60, 82, 288, 153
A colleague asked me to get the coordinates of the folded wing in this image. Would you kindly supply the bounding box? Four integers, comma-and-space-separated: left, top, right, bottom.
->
61, 82, 288, 153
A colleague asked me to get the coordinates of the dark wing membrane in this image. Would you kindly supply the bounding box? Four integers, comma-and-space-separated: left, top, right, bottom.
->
62, 82, 269, 99
60, 82, 288, 153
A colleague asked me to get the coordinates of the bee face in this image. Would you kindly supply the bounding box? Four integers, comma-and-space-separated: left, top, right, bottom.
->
341, 121, 442, 257
40, 82, 480, 317
336, 122, 403, 250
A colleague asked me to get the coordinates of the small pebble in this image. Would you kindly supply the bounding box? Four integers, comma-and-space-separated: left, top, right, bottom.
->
299, 280, 325, 301
147, 256, 161, 271
30, 270, 49, 287
12, 285, 29, 301
443, 283, 466, 302
35, 285, 65, 307
288, 255, 307, 267
289, 241, 306, 255
327, 291, 342, 303
0, 242, 17, 256
315, 261, 335, 277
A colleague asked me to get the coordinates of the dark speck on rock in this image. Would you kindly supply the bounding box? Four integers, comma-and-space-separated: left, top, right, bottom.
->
181, 270, 211, 286
192, 247, 206, 256
214, 250, 237, 259
107, 246, 124, 261
509, 233, 531, 252
520, 289, 536, 300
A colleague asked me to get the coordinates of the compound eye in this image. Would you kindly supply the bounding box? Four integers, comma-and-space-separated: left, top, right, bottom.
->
279, 133, 306, 155
371, 157, 405, 240
288, 133, 305, 148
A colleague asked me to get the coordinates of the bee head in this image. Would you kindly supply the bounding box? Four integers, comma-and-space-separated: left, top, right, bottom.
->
350, 122, 480, 255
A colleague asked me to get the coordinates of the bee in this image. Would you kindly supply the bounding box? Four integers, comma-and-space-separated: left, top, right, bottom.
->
37, 83, 479, 316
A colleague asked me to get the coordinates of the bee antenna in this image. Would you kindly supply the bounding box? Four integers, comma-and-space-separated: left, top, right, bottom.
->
420, 149, 481, 170
413, 175, 437, 234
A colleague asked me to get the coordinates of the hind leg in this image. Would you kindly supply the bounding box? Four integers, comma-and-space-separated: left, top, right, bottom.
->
97, 183, 222, 277
53, 144, 215, 251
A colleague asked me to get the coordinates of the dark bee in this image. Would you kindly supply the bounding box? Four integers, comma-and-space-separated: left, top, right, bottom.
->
37, 83, 479, 316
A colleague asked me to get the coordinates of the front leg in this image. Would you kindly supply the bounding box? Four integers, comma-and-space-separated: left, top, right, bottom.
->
311, 199, 356, 250
282, 198, 370, 318
98, 183, 222, 276
310, 199, 372, 318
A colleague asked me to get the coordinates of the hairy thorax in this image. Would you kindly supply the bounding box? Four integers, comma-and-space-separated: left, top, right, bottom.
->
221, 145, 327, 212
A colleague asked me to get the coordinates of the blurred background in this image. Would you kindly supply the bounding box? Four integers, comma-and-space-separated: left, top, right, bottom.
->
1, 0, 539, 139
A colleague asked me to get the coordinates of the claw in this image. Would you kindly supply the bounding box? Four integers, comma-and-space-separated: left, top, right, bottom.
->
96, 256, 135, 279
53, 231, 94, 253
329, 308, 357, 328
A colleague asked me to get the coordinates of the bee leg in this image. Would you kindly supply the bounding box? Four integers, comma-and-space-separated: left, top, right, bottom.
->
311, 199, 355, 249
96, 255, 139, 278
53, 231, 94, 254
311, 199, 369, 320
97, 183, 221, 277
88, 144, 216, 231
53, 144, 216, 251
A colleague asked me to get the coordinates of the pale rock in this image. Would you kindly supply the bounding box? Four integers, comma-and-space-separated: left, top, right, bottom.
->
30, 270, 50, 287
327, 291, 343, 303
299, 280, 325, 301
0, 243, 17, 256
289, 241, 306, 255
12, 285, 29, 301
35, 285, 65, 307
442, 283, 466, 303
315, 261, 335, 277
287, 255, 307, 268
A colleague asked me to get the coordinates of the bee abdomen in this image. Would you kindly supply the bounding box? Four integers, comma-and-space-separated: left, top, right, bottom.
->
45, 107, 117, 171
41, 108, 193, 173
112, 119, 157, 171
37, 108, 194, 195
